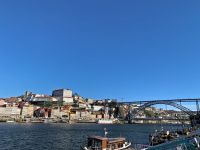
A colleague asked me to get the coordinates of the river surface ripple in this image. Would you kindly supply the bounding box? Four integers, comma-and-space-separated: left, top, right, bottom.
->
0, 123, 185, 150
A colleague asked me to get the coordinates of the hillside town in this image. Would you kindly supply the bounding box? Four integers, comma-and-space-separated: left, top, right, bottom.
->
0, 88, 189, 124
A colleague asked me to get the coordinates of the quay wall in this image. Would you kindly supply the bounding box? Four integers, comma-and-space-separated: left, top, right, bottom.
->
132, 119, 190, 124
0, 107, 20, 117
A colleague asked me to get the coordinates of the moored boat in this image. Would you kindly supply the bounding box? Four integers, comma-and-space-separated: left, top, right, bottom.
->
145, 135, 200, 150
31, 120, 44, 123
97, 119, 113, 124
6, 120, 15, 123
133, 128, 200, 150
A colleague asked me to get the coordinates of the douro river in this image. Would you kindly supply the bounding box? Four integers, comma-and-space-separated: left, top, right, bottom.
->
0, 123, 186, 150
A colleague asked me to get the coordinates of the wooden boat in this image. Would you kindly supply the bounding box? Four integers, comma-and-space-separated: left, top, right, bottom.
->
82, 128, 131, 150
82, 136, 131, 150
139, 128, 200, 150
149, 130, 179, 146
144, 135, 200, 150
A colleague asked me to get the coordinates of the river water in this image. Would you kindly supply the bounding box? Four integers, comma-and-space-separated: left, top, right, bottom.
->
0, 123, 186, 150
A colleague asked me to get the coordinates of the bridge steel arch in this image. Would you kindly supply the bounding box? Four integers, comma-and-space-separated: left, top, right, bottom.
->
130, 100, 195, 120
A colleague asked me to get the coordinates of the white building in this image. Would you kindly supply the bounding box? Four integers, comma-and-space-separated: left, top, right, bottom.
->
93, 105, 103, 111
52, 89, 73, 103
52, 89, 72, 97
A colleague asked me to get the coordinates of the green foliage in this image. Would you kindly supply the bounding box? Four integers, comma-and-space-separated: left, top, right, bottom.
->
43, 101, 53, 107
58, 101, 63, 106
144, 110, 154, 117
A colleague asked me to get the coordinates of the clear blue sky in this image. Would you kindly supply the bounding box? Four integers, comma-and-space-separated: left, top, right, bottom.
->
0, 1, 200, 101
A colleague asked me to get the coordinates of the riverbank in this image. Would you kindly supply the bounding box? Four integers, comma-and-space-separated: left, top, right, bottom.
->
0, 120, 190, 125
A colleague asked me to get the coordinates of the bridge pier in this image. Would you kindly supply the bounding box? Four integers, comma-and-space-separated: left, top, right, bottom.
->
196, 100, 200, 114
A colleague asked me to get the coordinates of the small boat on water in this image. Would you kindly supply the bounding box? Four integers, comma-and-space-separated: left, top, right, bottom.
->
97, 119, 113, 124
144, 134, 200, 150
149, 130, 179, 146
6, 120, 15, 123
31, 120, 44, 123
132, 128, 200, 150
82, 136, 131, 150
82, 128, 131, 150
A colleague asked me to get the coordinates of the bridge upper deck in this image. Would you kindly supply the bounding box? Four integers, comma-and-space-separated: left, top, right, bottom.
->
118, 98, 200, 105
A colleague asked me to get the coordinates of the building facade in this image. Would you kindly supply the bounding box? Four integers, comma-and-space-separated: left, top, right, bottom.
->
52, 89, 73, 103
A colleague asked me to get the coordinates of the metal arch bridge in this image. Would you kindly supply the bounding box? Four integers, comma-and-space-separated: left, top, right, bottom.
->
129, 100, 194, 120
118, 98, 200, 120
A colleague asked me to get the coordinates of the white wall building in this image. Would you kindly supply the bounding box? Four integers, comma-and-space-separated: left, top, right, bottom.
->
52, 89, 72, 97
52, 89, 73, 103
